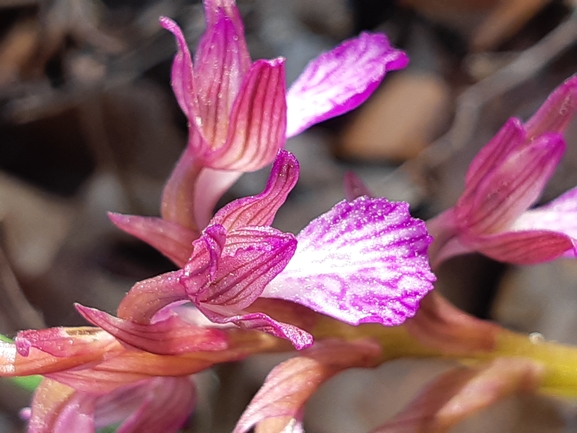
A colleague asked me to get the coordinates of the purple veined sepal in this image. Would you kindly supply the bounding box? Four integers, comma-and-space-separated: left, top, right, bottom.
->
28, 376, 196, 433
110, 150, 299, 266
286, 32, 409, 137
524, 74, 577, 137
263, 196, 435, 326
207, 58, 287, 171
233, 339, 381, 433
75, 304, 229, 356
456, 132, 566, 235
115, 153, 313, 349
372, 357, 543, 433
160, 10, 285, 154
159, 13, 287, 231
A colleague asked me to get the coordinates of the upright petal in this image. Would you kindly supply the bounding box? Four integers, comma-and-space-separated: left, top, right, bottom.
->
286, 32, 408, 137
160, 17, 199, 126
524, 75, 577, 138
463, 118, 525, 191
194, 7, 251, 146
211, 150, 299, 231
209, 59, 287, 170
200, 0, 250, 71
456, 133, 565, 234
263, 197, 435, 326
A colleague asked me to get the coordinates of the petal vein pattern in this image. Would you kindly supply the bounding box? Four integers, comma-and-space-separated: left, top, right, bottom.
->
263, 197, 435, 325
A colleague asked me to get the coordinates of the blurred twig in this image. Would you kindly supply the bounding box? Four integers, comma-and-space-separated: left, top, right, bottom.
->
393, 8, 577, 199
429, 8, 577, 166
0, 242, 45, 334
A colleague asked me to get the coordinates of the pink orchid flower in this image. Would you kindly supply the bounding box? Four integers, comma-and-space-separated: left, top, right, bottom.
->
428, 76, 577, 266
0, 315, 280, 432
112, 0, 408, 254
104, 150, 435, 350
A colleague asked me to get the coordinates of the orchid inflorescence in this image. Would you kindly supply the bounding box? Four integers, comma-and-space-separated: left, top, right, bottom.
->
2, 0, 577, 431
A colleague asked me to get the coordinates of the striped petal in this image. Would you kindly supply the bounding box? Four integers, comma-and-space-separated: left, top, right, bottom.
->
211, 150, 299, 231
463, 118, 525, 191
76, 305, 228, 355
465, 230, 575, 264
194, 227, 297, 309
263, 197, 435, 326
513, 185, 577, 242
456, 133, 565, 234
194, 7, 251, 147
524, 75, 577, 138
197, 305, 313, 350
209, 59, 287, 170
159, 17, 199, 127
286, 32, 408, 137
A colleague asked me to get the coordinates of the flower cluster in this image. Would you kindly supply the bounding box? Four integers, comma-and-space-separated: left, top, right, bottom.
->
428, 76, 577, 266
3, 0, 577, 431
0, 0, 437, 431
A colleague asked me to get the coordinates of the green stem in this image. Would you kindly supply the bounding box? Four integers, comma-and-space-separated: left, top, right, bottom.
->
312, 316, 577, 397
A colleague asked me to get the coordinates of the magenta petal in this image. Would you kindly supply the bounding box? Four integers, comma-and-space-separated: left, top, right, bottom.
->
286, 32, 408, 137
463, 118, 525, 190
194, 227, 297, 309
76, 305, 228, 355
263, 197, 435, 326
160, 17, 199, 126
108, 213, 197, 267
116, 225, 227, 323
113, 377, 195, 433
117, 271, 188, 324
466, 230, 576, 264
198, 304, 313, 350
456, 133, 566, 234
211, 150, 299, 231
182, 224, 228, 292
525, 75, 577, 138
514, 186, 577, 241
209, 59, 287, 170
194, 9, 251, 146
